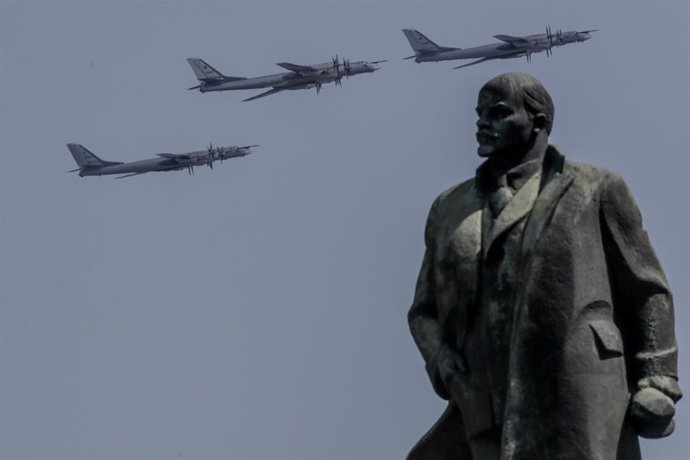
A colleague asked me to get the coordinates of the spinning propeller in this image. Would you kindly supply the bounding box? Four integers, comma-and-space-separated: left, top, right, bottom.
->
332, 55, 353, 78
206, 143, 227, 169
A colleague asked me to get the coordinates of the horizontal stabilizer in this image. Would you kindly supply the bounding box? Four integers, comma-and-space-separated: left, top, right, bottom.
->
276, 62, 316, 73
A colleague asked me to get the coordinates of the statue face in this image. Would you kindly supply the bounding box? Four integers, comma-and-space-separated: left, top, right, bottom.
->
475, 85, 534, 159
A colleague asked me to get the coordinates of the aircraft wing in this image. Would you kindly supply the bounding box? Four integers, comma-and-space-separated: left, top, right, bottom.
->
452, 57, 496, 69
243, 87, 287, 102
276, 62, 317, 74
452, 50, 524, 69
115, 172, 146, 179
493, 34, 530, 45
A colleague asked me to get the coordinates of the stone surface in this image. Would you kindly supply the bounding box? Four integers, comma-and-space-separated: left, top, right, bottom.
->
407, 73, 681, 460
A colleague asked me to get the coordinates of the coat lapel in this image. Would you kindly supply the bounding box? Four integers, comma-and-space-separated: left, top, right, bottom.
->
520, 172, 574, 257
484, 172, 541, 258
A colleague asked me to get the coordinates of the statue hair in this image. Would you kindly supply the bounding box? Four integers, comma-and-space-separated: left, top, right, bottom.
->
482, 72, 555, 134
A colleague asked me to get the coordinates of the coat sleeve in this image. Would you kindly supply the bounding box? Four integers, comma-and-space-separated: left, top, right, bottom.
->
600, 171, 678, 381
408, 197, 450, 400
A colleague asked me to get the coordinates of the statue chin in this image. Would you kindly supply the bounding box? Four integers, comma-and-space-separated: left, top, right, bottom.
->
477, 144, 494, 157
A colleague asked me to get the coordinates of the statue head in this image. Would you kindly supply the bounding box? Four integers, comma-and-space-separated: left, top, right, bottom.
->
475, 72, 554, 161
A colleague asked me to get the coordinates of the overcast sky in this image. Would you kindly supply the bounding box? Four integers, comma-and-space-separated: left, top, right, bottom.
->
1, 1, 688, 459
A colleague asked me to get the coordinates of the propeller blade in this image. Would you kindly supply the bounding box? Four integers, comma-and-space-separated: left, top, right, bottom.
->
67, 168, 81, 173
187, 85, 201, 90
370, 60, 388, 64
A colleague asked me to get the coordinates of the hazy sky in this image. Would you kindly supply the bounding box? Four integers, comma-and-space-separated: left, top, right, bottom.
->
1, 1, 688, 458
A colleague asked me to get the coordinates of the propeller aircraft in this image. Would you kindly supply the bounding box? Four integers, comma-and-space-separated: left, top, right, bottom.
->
66, 143, 257, 179
402, 26, 597, 69
186, 56, 385, 101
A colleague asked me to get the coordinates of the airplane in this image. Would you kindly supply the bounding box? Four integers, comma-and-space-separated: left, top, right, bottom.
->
402, 27, 597, 69
186, 56, 385, 101
66, 143, 257, 179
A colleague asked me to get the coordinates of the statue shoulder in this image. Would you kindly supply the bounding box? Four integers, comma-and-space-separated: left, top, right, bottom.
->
563, 160, 626, 189
562, 160, 640, 210
432, 177, 477, 209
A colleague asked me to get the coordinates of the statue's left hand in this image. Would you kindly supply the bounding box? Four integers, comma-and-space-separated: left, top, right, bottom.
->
630, 376, 682, 438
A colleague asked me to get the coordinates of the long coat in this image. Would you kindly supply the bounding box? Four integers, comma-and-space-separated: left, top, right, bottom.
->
407, 147, 677, 459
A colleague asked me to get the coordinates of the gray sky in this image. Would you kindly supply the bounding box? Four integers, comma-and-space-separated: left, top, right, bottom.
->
0, 0, 688, 458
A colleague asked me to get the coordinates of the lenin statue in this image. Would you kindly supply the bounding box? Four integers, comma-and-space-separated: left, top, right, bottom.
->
407, 73, 681, 460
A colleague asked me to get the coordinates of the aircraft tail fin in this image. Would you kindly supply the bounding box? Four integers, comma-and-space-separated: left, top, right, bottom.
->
186, 58, 245, 83
67, 144, 122, 169
402, 29, 452, 53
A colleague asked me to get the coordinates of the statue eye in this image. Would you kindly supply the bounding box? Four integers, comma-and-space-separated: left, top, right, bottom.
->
489, 106, 512, 119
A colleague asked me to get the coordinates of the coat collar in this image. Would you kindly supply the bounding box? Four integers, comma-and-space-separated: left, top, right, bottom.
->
521, 145, 573, 255
476, 158, 541, 193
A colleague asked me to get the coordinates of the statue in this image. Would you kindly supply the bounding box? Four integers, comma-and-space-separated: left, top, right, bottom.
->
407, 73, 681, 459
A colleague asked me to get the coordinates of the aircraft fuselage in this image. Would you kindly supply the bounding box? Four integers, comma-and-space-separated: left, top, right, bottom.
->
70, 144, 253, 178
79, 158, 179, 177
415, 41, 528, 63
408, 29, 592, 65
200, 61, 378, 92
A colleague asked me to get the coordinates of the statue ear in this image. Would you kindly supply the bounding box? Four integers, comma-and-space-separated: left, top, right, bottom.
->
532, 113, 547, 133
